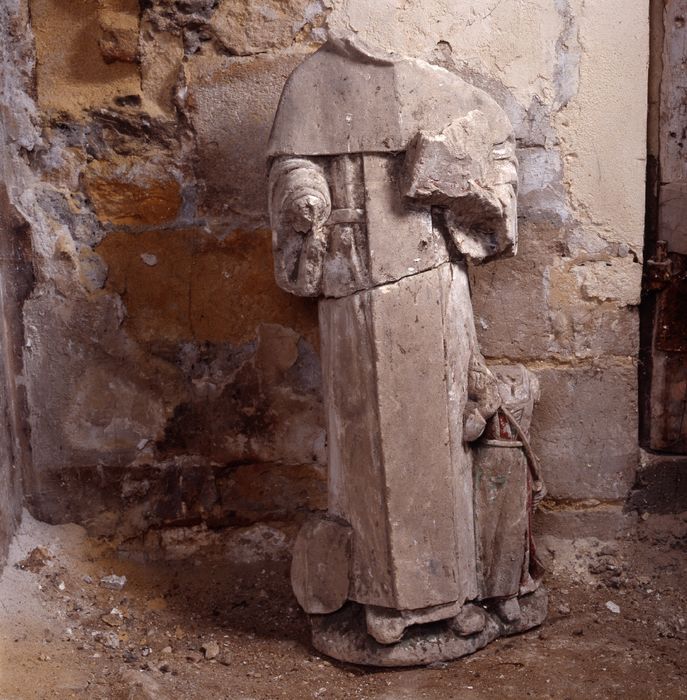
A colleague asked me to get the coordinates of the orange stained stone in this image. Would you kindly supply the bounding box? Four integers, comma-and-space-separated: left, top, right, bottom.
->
97, 228, 318, 346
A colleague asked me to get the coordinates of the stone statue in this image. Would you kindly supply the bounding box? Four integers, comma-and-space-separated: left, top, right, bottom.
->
267, 34, 547, 666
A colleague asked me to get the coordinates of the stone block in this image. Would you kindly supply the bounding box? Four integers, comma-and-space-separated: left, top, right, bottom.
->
470, 232, 554, 359
516, 146, 567, 220
470, 228, 640, 360
83, 159, 182, 228
97, 228, 318, 346
31, 0, 141, 115
140, 22, 184, 117
530, 365, 639, 500
22, 291, 183, 480
545, 259, 640, 359
534, 503, 638, 540
209, 0, 329, 55
97, 228, 195, 344
97, 0, 140, 64
572, 257, 642, 307
185, 52, 307, 223
157, 324, 324, 467
191, 229, 318, 345
25, 459, 326, 538
215, 463, 327, 523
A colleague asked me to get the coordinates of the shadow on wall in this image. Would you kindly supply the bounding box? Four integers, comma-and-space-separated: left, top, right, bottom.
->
19, 0, 328, 540
5, 0, 645, 544
0, 184, 34, 565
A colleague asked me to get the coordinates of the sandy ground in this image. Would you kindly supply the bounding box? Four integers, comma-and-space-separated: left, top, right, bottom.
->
0, 511, 685, 700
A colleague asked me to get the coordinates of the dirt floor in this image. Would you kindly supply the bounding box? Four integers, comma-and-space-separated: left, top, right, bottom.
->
0, 511, 685, 700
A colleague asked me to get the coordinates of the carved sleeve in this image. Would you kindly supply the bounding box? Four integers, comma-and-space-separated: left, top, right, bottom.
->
401, 110, 518, 264
268, 156, 332, 296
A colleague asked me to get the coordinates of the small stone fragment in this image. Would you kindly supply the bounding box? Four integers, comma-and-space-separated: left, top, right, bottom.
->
605, 601, 620, 614
119, 668, 169, 700
102, 607, 125, 627
15, 547, 52, 573
202, 640, 220, 659
218, 652, 233, 666
100, 574, 127, 591
598, 544, 618, 556
557, 603, 571, 616
92, 630, 120, 649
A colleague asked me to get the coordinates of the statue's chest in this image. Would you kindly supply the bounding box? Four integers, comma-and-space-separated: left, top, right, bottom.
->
318, 153, 449, 298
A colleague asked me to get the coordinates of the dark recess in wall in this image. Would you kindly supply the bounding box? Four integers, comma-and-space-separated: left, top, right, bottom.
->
0, 183, 35, 566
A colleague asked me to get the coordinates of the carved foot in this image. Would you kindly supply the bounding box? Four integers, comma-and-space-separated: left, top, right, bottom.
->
365, 607, 406, 645
493, 597, 522, 624
449, 603, 487, 636
365, 600, 463, 645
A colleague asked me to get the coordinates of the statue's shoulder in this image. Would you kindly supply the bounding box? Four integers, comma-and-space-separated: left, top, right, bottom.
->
267, 33, 509, 159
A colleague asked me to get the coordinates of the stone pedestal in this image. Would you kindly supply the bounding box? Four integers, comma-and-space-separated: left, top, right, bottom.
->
311, 589, 548, 667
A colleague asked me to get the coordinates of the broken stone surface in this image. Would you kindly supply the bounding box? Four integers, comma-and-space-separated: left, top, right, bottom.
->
100, 574, 127, 591
209, 0, 330, 56
31, 0, 141, 114
401, 111, 518, 263
269, 35, 546, 665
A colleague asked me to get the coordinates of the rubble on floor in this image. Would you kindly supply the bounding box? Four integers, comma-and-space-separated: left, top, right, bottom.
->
0, 511, 685, 699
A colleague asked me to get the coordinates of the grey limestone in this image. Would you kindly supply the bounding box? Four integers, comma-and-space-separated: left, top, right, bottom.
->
267, 34, 547, 666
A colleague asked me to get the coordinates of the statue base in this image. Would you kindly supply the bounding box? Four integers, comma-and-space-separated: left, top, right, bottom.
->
310, 587, 548, 667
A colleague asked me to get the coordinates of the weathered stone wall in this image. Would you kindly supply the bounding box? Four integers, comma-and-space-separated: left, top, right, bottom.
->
0, 0, 35, 564
0, 0, 648, 543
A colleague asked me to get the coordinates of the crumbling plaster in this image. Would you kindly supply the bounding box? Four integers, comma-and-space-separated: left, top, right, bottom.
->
0, 0, 648, 543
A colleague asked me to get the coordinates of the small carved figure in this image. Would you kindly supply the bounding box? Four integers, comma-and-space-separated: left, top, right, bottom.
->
267, 34, 547, 666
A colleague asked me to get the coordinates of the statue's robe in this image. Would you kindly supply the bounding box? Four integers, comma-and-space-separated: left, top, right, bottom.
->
268, 35, 522, 613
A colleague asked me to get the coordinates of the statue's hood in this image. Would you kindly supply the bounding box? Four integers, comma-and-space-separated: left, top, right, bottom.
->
267, 33, 512, 159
